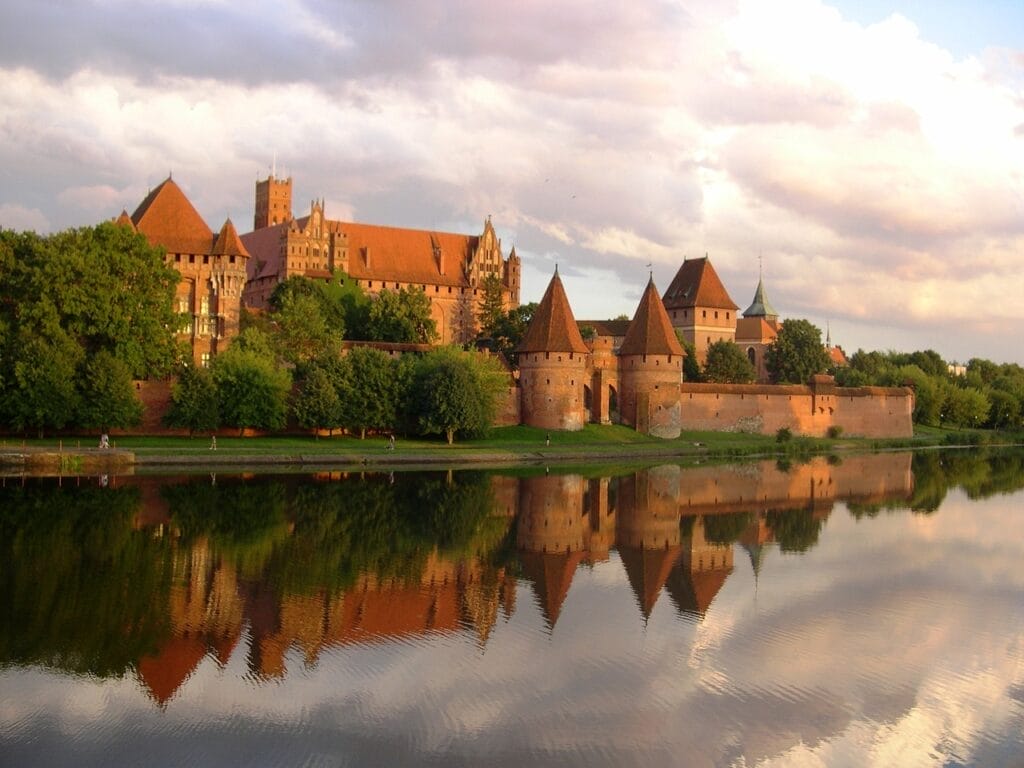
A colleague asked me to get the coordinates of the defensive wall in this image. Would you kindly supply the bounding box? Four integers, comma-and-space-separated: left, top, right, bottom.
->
678, 376, 914, 438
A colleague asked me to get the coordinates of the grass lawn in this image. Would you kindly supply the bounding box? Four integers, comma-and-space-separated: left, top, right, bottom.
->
3, 422, 1000, 468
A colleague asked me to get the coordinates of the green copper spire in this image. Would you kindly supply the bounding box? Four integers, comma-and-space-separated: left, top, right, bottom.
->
743, 275, 778, 320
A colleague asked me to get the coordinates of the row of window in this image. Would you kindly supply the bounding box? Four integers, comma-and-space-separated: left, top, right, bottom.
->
671, 309, 731, 321
172, 254, 237, 265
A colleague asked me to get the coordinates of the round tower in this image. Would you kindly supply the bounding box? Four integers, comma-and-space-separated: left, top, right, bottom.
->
517, 268, 589, 431
618, 276, 684, 438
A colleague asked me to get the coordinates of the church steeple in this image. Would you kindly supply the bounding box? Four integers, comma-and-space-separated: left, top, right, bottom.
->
742, 275, 778, 320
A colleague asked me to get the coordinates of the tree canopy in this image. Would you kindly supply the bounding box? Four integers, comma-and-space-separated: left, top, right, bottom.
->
765, 319, 830, 384
703, 339, 756, 384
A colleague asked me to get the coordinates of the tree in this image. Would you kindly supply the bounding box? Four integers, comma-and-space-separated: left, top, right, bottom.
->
272, 292, 343, 365
703, 339, 756, 384
678, 335, 701, 382
211, 346, 292, 434
409, 348, 506, 443
10, 224, 180, 379
4, 330, 82, 437
364, 287, 438, 344
292, 366, 342, 436
76, 350, 143, 431
985, 389, 1021, 430
898, 364, 943, 425
765, 319, 830, 384
164, 364, 220, 436
488, 302, 537, 367
943, 386, 990, 429
337, 347, 400, 438
476, 274, 506, 339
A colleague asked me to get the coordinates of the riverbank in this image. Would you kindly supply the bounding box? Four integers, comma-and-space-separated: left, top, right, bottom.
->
2, 424, 1018, 475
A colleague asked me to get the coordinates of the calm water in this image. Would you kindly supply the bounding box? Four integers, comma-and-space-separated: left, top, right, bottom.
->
1, 449, 1023, 767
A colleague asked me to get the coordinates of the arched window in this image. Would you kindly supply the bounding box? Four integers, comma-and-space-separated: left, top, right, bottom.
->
747, 347, 756, 366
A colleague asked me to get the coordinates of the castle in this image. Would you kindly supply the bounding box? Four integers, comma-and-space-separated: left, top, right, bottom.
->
114, 174, 909, 439
240, 174, 521, 345
515, 265, 913, 439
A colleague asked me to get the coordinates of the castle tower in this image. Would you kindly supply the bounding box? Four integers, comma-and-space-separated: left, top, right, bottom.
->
254, 174, 293, 230
210, 218, 251, 355
662, 256, 738, 365
618, 276, 684, 438
736, 269, 780, 383
517, 268, 589, 431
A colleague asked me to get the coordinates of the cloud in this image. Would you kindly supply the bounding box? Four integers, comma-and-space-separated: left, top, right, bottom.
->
0, 0, 1022, 361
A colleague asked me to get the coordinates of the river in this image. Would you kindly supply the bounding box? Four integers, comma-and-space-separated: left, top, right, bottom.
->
1, 448, 1022, 767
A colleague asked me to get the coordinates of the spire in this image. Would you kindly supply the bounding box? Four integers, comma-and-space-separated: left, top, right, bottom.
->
518, 269, 589, 353
742, 275, 778, 320
212, 218, 250, 258
619, 276, 684, 356
826, 321, 832, 348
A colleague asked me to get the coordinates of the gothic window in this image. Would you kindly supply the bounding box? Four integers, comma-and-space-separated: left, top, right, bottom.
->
200, 296, 210, 315
201, 353, 211, 368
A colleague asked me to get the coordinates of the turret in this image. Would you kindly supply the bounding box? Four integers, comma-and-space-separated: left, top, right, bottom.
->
617, 276, 684, 438
517, 268, 589, 431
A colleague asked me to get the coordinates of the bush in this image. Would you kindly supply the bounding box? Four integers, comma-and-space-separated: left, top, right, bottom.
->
826, 425, 843, 439
776, 427, 793, 443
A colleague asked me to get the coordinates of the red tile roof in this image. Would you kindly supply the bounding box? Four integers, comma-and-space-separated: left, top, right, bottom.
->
518, 270, 589, 354
619, 277, 685, 356
211, 218, 250, 258
662, 257, 738, 311
113, 209, 136, 231
828, 346, 848, 366
619, 545, 683, 619
577, 319, 631, 338
735, 316, 779, 343
131, 177, 214, 255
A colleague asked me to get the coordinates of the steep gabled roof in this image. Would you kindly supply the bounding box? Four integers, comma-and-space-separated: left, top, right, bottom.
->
662, 257, 738, 311
743, 276, 778, 319
211, 218, 250, 258
131, 177, 214, 255
331, 220, 478, 288
619, 277, 685, 356
240, 222, 288, 279
518, 269, 589, 354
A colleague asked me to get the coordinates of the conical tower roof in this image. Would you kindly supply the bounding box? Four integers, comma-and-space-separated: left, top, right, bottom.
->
211, 217, 250, 258
113, 209, 137, 231
743, 276, 778, 319
518, 268, 589, 354
618, 545, 682, 620
619, 276, 684, 356
131, 177, 213, 255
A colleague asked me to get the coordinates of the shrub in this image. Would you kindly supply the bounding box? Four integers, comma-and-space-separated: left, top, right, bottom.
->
776, 427, 793, 443
826, 425, 843, 439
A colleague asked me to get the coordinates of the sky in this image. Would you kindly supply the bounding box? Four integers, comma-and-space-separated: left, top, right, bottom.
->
1, 0, 1022, 365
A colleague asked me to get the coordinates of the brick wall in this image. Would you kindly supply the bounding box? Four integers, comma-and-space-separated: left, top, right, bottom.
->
678, 379, 914, 438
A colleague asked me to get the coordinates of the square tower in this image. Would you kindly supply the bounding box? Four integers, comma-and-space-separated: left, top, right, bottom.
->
254, 174, 293, 230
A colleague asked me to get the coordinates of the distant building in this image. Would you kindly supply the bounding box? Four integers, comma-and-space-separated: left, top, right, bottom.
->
241, 174, 521, 345
116, 177, 249, 366
662, 256, 739, 365
736, 274, 781, 382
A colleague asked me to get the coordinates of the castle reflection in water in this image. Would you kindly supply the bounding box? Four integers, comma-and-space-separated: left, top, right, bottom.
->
0, 453, 916, 707
116, 454, 913, 706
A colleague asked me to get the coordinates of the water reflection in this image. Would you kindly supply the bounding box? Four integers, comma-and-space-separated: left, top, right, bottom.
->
1, 449, 1023, 766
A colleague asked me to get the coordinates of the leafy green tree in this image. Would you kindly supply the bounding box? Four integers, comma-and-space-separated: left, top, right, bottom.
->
409, 348, 506, 443
292, 366, 342, 435
476, 274, 507, 339
212, 345, 292, 434
364, 287, 437, 344
7, 224, 179, 378
4, 330, 82, 436
164, 364, 220, 435
678, 334, 701, 382
985, 389, 1021, 430
765, 319, 830, 384
273, 292, 343, 365
488, 302, 537, 367
898, 364, 943, 425
943, 385, 990, 429
338, 346, 400, 438
702, 339, 756, 383
76, 349, 143, 431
